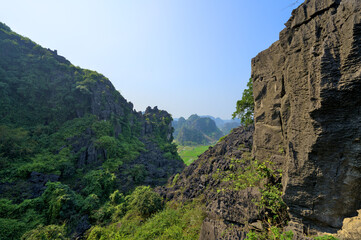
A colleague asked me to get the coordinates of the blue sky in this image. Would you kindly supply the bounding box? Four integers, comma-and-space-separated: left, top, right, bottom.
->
0, 0, 300, 119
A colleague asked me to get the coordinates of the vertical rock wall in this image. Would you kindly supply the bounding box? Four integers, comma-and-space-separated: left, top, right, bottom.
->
252, 0, 361, 232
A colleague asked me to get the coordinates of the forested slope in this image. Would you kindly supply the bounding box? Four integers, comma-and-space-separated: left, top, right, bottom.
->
0, 22, 185, 239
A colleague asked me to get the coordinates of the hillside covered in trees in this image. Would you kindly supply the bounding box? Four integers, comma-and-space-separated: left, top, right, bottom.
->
0, 22, 191, 239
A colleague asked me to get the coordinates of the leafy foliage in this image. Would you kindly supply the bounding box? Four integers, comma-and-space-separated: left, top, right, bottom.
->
125, 186, 163, 218
216, 153, 289, 239
0, 196, 45, 239
81, 170, 117, 201
0, 218, 27, 240
41, 182, 83, 224
0, 125, 32, 159
21, 224, 69, 240
232, 78, 254, 126
86, 194, 205, 240
16, 148, 74, 178
246, 227, 293, 240
313, 236, 339, 240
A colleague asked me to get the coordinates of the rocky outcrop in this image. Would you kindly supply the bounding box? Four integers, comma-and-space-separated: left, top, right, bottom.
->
118, 140, 185, 193
88, 79, 132, 120
70, 128, 106, 169
158, 126, 257, 240
252, 0, 361, 234
142, 106, 174, 141
0, 172, 59, 202
336, 209, 361, 240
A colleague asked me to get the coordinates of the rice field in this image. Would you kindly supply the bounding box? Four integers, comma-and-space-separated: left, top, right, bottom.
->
177, 145, 211, 165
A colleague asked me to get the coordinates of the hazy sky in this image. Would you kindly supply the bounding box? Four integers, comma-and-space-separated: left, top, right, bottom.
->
1, 0, 300, 119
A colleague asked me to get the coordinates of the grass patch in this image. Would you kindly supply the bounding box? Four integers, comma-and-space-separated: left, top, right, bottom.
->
177, 145, 211, 165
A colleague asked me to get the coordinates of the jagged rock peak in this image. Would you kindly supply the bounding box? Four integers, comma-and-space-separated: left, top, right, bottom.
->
144, 106, 169, 117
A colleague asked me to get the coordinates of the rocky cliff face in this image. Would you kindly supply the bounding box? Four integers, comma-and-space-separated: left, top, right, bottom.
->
160, 0, 361, 238
252, 0, 361, 233
158, 126, 257, 240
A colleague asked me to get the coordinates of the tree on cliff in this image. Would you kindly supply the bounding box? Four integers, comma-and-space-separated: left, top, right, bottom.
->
232, 78, 254, 126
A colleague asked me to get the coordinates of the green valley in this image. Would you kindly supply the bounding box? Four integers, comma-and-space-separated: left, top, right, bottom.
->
177, 145, 211, 166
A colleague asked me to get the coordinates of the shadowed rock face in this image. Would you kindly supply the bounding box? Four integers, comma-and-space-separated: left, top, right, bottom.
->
252, 0, 361, 232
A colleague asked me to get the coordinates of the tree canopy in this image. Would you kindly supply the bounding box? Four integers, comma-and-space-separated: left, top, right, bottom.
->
232, 78, 254, 126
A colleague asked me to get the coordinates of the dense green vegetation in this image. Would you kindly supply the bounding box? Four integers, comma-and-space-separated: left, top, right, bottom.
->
0, 22, 185, 239
177, 145, 211, 165
232, 78, 254, 126
173, 115, 224, 145
0, 184, 205, 240
85, 189, 205, 240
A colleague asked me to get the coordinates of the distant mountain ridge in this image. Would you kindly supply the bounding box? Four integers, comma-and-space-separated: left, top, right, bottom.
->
172, 114, 226, 145
200, 116, 240, 135
200, 115, 239, 127
173, 115, 240, 138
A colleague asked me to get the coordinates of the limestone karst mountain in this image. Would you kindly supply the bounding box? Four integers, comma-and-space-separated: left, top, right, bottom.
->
0, 22, 184, 239
173, 115, 224, 145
